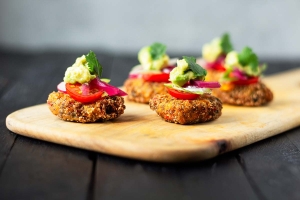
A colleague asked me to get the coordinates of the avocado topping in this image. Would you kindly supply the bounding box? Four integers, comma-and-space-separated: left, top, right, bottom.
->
169, 56, 207, 86
138, 42, 169, 71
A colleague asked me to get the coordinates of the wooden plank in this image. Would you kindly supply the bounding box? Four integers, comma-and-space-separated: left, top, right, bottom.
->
237, 127, 300, 200
94, 152, 259, 200
0, 53, 36, 172
0, 135, 93, 200
0, 119, 16, 173
5, 68, 300, 162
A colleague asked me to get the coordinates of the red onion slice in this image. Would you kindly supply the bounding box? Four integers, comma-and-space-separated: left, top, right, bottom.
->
128, 73, 142, 79
231, 68, 248, 80
190, 80, 221, 88
90, 78, 127, 96
161, 66, 175, 74
57, 82, 67, 93
199, 55, 226, 71
80, 83, 90, 95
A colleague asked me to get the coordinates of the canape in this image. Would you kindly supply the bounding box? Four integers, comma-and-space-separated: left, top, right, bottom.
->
47, 51, 127, 123
149, 56, 222, 125
213, 47, 273, 106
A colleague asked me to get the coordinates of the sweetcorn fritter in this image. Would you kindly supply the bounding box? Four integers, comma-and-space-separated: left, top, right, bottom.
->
149, 93, 222, 125
213, 82, 273, 106
47, 92, 125, 123
124, 78, 168, 104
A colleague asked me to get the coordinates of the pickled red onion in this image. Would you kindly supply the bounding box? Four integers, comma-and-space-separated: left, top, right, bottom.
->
81, 83, 90, 95
57, 82, 67, 93
230, 68, 248, 80
189, 80, 221, 88
161, 66, 175, 74
90, 78, 127, 96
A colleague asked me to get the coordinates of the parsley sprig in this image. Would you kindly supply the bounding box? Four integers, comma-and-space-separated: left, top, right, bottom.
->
150, 43, 167, 60
220, 33, 233, 54
183, 56, 207, 78
86, 50, 103, 78
238, 47, 259, 72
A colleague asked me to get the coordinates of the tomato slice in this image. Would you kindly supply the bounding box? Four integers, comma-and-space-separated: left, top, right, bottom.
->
212, 62, 226, 72
231, 77, 259, 85
66, 83, 104, 103
142, 73, 170, 82
167, 88, 199, 100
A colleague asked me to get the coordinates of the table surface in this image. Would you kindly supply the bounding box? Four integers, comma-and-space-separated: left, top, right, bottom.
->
1, 50, 300, 200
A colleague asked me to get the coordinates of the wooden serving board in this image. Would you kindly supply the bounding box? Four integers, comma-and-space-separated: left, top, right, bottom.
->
6, 69, 300, 163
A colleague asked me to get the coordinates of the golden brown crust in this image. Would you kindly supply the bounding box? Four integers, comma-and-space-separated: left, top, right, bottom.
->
47, 92, 125, 123
213, 82, 273, 106
149, 93, 222, 125
124, 78, 168, 103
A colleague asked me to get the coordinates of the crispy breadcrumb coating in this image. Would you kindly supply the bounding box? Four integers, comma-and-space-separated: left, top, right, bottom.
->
149, 93, 222, 125
47, 92, 125, 123
213, 82, 273, 106
124, 78, 167, 103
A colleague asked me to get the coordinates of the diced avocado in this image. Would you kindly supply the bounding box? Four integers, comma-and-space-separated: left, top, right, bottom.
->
202, 38, 223, 62
138, 46, 152, 66
225, 51, 240, 68
63, 55, 96, 84
169, 59, 196, 86
170, 71, 195, 86
224, 49, 266, 76
137, 43, 169, 71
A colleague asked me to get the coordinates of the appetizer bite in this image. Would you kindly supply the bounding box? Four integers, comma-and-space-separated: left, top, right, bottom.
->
149, 56, 222, 125
124, 42, 176, 103
213, 47, 273, 106
47, 51, 127, 123
197, 33, 234, 81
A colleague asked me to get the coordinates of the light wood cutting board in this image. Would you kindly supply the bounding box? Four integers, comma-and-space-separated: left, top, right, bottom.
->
6, 69, 300, 163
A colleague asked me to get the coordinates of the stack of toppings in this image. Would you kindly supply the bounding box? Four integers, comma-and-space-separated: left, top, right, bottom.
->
198, 33, 234, 74
165, 56, 221, 100
59, 51, 126, 103
220, 46, 266, 89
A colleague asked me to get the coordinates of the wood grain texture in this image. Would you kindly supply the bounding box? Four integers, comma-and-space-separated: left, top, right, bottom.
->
0, 135, 93, 200
5, 68, 300, 162
237, 129, 300, 200
94, 152, 259, 200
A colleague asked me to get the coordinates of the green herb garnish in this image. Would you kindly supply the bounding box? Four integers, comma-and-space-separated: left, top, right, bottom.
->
150, 43, 167, 60
220, 33, 233, 54
183, 56, 207, 77
238, 47, 259, 72
86, 50, 103, 78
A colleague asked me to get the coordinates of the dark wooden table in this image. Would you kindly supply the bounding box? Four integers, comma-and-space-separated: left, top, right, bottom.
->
1, 50, 300, 200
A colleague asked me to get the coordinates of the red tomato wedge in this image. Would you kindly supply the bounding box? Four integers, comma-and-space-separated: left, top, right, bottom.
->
66, 83, 104, 103
142, 73, 170, 82
167, 88, 199, 100
231, 77, 259, 85
212, 62, 226, 72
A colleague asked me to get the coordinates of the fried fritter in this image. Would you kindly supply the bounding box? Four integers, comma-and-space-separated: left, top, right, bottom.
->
213, 82, 273, 106
47, 92, 125, 123
205, 69, 224, 82
124, 78, 167, 103
149, 93, 222, 125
